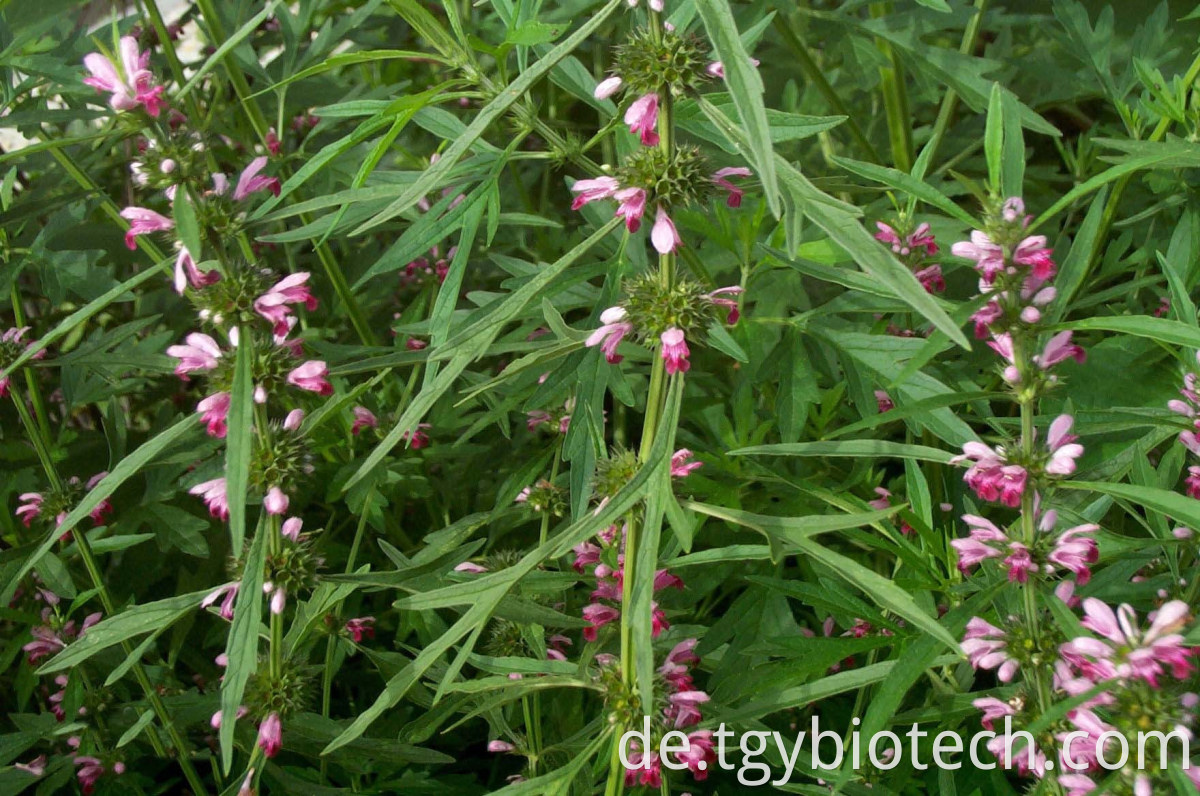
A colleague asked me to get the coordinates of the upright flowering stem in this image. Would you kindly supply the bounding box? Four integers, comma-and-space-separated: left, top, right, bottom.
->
611, 14, 679, 793
1012, 335, 1054, 715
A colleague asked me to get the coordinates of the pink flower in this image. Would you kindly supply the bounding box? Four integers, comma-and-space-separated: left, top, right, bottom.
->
454, 561, 488, 573
972, 697, 1015, 731
614, 187, 647, 232
654, 569, 684, 591
190, 477, 229, 521
572, 541, 601, 572
1063, 598, 1193, 686
660, 327, 690, 375
624, 93, 660, 146
83, 37, 166, 116
265, 580, 286, 614
351, 406, 378, 435
874, 390, 894, 413
675, 730, 716, 779
962, 616, 1019, 682
585, 307, 633, 364
952, 441, 1026, 507
264, 486, 289, 515
712, 167, 752, 208
1002, 542, 1037, 583
120, 206, 173, 250
283, 409, 304, 431
706, 285, 744, 324
257, 712, 282, 758
233, 156, 281, 201
1048, 524, 1099, 584
0, 327, 45, 397
196, 391, 231, 438
173, 248, 219, 295
1013, 235, 1055, 280
401, 422, 432, 449
15, 492, 44, 527
200, 582, 239, 620
623, 744, 663, 789
74, 756, 107, 794
1186, 466, 1200, 499
1045, 415, 1083, 475
665, 689, 709, 728
951, 230, 1005, 283
166, 332, 222, 378
670, 449, 703, 478
570, 176, 619, 209
594, 75, 623, 100
1035, 331, 1086, 370
254, 272, 317, 337
582, 603, 619, 641
651, 206, 681, 254
281, 517, 303, 540
971, 300, 1004, 339
287, 360, 333, 395
14, 755, 47, 776
706, 57, 760, 78
951, 515, 1007, 572
914, 263, 945, 293
488, 740, 516, 753
23, 624, 67, 663
651, 602, 670, 637
345, 616, 375, 642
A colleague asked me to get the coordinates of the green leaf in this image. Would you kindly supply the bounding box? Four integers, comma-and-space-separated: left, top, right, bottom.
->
685, 502, 902, 562
1055, 315, 1200, 349
1063, 481, 1200, 530
354, 0, 623, 232
985, 82, 1004, 190
36, 590, 208, 674
173, 186, 203, 263
177, 1, 281, 98
1033, 143, 1200, 229
116, 710, 156, 749
695, 0, 780, 216
219, 518, 267, 773
788, 535, 960, 651
831, 156, 977, 227
0, 257, 173, 384
225, 333, 254, 559
505, 21, 564, 46
323, 380, 681, 753
0, 415, 199, 605
344, 218, 621, 493
731, 439, 956, 463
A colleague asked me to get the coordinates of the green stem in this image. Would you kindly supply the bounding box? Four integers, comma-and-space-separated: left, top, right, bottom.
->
1074, 49, 1200, 292
870, 3, 913, 172
320, 490, 374, 783
610, 76, 677, 796
771, 17, 882, 162
912, 0, 987, 182
10, 392, 209, 795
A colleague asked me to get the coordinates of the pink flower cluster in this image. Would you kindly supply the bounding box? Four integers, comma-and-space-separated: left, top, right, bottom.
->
952, 415, 1082, 508
623, 640, 715, 788
952, 510, 1098, 585
1168, 351, 1200, 499
16, 472, 112, 531
0, 326, 47, 397
875, 220, 943, 293
570, 170, 750, 255
572, 524, 680, 642
584, 287, 743, 374
83, 37, 166, 117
